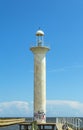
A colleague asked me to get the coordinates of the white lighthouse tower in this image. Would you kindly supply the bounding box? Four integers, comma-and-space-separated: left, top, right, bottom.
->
30, 29, 50, 123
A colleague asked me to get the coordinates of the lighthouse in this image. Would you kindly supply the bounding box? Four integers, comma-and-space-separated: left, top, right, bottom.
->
30, 29, 50, 123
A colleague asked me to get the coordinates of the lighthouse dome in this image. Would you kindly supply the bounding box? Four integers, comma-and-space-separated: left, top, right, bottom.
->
36, 30, 44, 36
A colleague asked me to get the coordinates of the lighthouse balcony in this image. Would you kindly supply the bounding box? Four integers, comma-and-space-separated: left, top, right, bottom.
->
30, 42, 50, 48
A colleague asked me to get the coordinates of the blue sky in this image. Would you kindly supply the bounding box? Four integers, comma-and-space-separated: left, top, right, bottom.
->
0, 0, 83, 117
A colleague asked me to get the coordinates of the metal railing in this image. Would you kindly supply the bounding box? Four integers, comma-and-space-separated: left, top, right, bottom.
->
56, 117, 83, 130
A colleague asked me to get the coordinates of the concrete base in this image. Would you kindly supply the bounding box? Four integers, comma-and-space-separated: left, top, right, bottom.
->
19, 122, 56, 130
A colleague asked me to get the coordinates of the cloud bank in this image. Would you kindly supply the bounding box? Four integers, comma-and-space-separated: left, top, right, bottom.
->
0, 100, 83, 117
0, 101, 33, 117
47, 100, 83, 117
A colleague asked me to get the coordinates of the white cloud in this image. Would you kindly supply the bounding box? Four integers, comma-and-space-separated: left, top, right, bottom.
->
0, 100, 83, 117
47, 100, 83, 117
48, 65, 83, 72
0, 101, 33, 117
